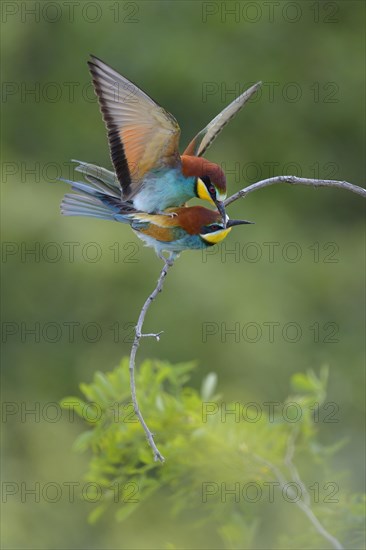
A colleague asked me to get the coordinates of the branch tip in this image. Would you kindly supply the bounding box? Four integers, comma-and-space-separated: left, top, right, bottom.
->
225, 176, 366, 206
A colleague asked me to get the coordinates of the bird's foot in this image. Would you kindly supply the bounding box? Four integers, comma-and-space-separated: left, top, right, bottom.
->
156, 210, 177, 218
157, 252, 179, 266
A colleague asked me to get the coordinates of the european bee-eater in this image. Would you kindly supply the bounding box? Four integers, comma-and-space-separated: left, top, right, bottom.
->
60, 162, 251, 260
83, 55, 260, 221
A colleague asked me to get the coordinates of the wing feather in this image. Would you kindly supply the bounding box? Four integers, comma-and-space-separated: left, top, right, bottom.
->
184, 82, 261, 157
88, 55, 181, 198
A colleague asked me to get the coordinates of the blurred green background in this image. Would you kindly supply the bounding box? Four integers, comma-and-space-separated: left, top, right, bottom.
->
1, 1, 365, 548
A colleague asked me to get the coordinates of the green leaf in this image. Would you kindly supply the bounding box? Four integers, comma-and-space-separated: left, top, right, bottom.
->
72, 430, 95, 453
201, 372, 218, 401
88, 504, 107, 525
115, 501, 140, 522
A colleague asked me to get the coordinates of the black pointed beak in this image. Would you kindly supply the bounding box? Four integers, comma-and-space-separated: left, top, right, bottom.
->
214, 200, 227, 224
227, 219, 254, 228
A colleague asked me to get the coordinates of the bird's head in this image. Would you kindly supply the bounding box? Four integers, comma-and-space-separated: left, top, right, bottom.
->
176, 206, 253, 247
181, 155, 227, 221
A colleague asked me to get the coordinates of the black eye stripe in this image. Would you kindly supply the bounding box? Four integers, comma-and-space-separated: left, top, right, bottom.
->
199, 176, 217, 197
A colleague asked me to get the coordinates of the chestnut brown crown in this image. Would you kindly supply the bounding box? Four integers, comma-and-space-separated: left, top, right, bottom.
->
181, 155, 226, 194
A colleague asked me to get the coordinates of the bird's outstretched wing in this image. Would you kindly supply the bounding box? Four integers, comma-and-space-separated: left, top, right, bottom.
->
183, 81, 261, 157
88, 55, 181, 198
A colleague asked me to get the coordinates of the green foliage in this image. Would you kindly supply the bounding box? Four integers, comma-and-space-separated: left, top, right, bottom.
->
61, 359, 365, 549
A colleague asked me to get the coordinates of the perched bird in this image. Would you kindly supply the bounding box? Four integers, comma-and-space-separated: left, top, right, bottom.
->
84, 55, 261, 221
60, 162, 251, 261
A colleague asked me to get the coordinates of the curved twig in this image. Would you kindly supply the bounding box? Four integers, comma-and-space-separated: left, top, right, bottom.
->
129, 257, 175, 462
253, 449, 344, 550
225, 175, 366, 206
284, 426, 311, 507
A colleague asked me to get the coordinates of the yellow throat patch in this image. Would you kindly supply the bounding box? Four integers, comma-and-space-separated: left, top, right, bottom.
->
196, 178, 213, 203
201, 227, 232, 245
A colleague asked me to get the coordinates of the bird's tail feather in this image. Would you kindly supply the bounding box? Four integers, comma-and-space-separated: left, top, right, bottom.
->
72, 160, 120, 198
60, 160, 126, 221
61, 193, 117, 221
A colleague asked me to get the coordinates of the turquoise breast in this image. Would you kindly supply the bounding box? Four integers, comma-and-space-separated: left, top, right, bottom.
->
131, 167, 196, 212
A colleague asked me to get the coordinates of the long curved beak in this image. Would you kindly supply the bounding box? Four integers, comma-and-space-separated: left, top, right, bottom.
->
214, 200, 227, 224
227, 219, 254, 227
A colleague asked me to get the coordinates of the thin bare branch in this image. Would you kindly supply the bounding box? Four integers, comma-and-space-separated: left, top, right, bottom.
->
284, 427, 310, 507
129, 257, 175, 463
253, 450, 344, 550
225, 175, 366, 206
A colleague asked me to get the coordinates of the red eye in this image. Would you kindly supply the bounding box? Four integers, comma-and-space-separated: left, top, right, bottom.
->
209, 186, 215, 195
